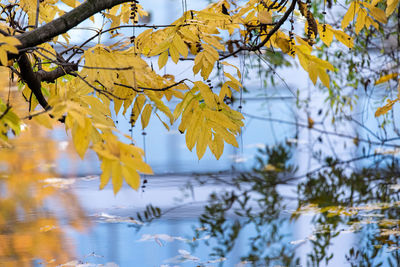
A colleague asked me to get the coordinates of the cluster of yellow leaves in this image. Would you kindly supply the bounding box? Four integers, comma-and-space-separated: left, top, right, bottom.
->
12, 0, 72, 43
93, 133, 152, 194
36, 77, 153, 194
295, 38, 335, 88
174, 82, 244, 159
140, 26, 226, 81
317, 21, 354, 48
154, 29, 191, 66
17, 0, 60, 25
341, 0, 387, 33
46, 79, 111, 156
104, 2, 148, 29
7, 0, 398, 195
83, 45, 184, 115
219, 64, 242, 100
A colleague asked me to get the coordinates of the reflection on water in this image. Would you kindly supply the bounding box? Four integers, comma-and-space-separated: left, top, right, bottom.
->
2, 125, 400, 266
127, 144, 400, 266
0, 122, 88, 266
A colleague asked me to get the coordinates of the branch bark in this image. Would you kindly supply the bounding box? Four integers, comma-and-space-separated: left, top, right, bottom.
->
37, 64, 78, 83
12, 0, 132, 111
17, 53, 50, 110
16, 0, 132, 51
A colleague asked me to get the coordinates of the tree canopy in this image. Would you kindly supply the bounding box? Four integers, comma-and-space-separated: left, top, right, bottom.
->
0, 0, 398, 193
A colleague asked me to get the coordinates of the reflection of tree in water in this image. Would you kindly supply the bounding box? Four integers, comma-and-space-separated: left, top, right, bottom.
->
0, 121, 88, 265
190, 145, 299, 266
295, 155, 400, 266
136, 144, 400, 266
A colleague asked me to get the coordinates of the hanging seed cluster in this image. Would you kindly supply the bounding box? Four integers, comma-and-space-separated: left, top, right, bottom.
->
298, 0, 318, 45
289, 14, 295, 56
130, 0, 139, 44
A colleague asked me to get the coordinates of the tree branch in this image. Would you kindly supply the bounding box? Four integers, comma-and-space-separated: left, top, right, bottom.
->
37, 64, 78, 83
219, 0, 297, 61
17, 53, 50, 110
15, 0, 132, 51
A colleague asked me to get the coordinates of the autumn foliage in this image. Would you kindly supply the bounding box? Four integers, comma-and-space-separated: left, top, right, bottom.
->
0, 0, 398, 193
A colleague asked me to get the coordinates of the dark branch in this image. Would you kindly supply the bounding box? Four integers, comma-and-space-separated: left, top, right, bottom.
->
37, 63, 78, 83
114, 79, 189, 92
219, 0, 297, 61
254, 0, 297, 49
15, 0, 133, 52
17, 53, 50, 110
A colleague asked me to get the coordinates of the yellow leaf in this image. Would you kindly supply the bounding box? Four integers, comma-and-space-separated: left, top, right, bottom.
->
295, 45, 334, 88
155, 113, 170, 130
219, 82, 232, 100
318, 23, 334, 46
173, 34, 188, 58
333, 30, 354, 48
149, 40, 170, 56
317, 67, 330, 88
0, 49, 7, 66
1, 36, 21, 47
275, 37, 291, 53
100, 159, 112, 189
173, 91, 195, 119
178, 103, 195, 133
204, 109, 238, 131
179, 27, 199, 43
61, 0, 77, 7
121, 166, 140, 190
111, 161, 123, 194
146, 91, 174, 124
362, 2, 387, 24
141, 104, 152, 129
375, 73, 398, 85
258, 10, 272, 24
201, 62, 214, 80
355, 9, 366, 34
224, 72, 242, 90
386, 0, 399, 16
186, 109, 203, 151
196, 122, 210, 159
220, 61, 241, 79
341, 2, 358, 29
72, 118, 91, 159
195, 81, 216, 108
308, 64, 318, 84
206, 120, 238, 147
308, 117, 315, 128
193, 52, 204, 75
203, 36, 225, 51
33, 113, 55, 129
203, 43, 219, 61
169, 45, 180, 64
209, 133, 224, 159
375, 99, 399, 117
130, 95, 146, 126
158, 50, 169, 69
122, 157, 153, 174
